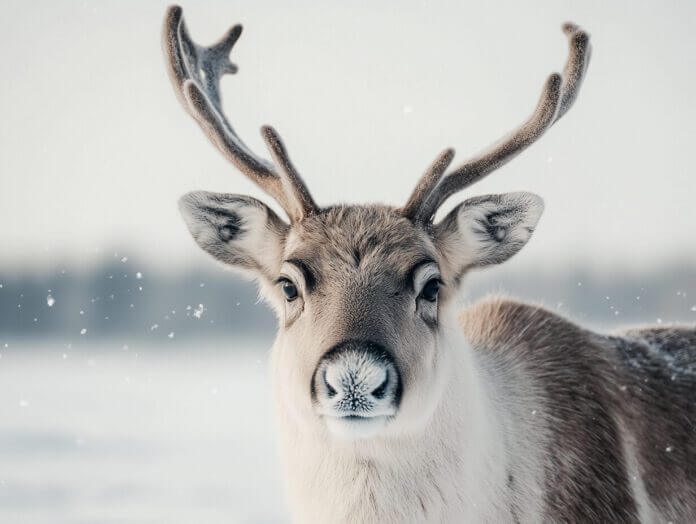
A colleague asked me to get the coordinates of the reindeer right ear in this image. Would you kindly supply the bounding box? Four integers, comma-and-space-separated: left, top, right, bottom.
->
178, 192, 288, 278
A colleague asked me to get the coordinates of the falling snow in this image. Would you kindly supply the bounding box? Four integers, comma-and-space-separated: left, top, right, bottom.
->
47, 294, 55, 307
193, 304, 206, 319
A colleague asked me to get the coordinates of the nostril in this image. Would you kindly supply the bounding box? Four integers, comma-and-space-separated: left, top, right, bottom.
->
371, 371, 389, 400
323, 370, 337, 398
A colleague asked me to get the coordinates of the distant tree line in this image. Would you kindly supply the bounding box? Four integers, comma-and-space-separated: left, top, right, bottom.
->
1, 255, 694, 346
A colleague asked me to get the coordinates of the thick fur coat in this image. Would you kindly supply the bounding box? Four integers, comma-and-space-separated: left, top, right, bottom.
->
275, 298, 696, 523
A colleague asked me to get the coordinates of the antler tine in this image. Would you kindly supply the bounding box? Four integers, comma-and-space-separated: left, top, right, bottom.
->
162, 5, 318, 221
401, 148, 455, 220
556, 23, 591, 122
409, 23, 591, 223
261, 125, 318, 222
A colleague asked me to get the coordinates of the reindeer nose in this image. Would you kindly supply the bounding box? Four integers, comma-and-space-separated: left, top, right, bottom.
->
322, 360, 390, 400
313, 340, 402, 417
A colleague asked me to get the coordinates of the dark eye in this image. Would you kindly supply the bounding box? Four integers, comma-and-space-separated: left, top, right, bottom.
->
281, 279, 298, 301
420, 278, 441, 302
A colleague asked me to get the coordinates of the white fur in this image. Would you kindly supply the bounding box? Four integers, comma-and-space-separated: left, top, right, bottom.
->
620, 429, 658, 523
271, 310, 544, 523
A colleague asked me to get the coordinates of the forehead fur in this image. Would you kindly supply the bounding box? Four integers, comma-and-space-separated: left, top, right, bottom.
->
284, 205, 437, 275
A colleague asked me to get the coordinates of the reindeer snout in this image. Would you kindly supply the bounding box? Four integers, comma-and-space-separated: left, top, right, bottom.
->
312, 340, 402, 420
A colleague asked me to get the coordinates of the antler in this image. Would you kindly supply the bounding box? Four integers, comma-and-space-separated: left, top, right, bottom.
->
162, 5, 318, 222
404, 23, 591, 223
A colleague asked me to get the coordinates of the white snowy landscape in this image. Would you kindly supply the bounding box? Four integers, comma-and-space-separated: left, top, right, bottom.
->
0, 342, 287, 524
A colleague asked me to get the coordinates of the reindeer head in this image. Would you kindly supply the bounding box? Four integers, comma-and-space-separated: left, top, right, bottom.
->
163, 6, 591, 439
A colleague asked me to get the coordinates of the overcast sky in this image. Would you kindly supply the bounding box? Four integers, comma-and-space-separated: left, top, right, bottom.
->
1, 0, 694, 272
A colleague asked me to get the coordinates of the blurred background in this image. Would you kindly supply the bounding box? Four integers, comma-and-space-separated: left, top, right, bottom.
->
1, 1, 695, 522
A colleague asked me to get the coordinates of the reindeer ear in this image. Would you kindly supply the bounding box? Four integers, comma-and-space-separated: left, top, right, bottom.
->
178, 191, 288, 279
435, 192, 544, 272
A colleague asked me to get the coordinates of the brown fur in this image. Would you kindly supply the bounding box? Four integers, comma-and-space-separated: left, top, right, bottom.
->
615, 327, 696, 521
286, 205, 437, 284
461, 298, 696, 522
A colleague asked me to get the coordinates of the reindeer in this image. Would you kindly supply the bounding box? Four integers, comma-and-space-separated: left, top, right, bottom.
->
163, 6, 696, 523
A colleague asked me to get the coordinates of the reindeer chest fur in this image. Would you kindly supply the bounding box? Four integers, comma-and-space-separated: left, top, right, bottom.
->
274, 330, 548, 524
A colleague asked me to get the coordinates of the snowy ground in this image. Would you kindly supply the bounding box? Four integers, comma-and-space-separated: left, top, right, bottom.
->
0, 341, 287, 524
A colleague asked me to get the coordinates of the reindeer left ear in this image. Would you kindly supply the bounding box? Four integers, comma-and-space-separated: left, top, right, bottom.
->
435, 192, 544, 271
